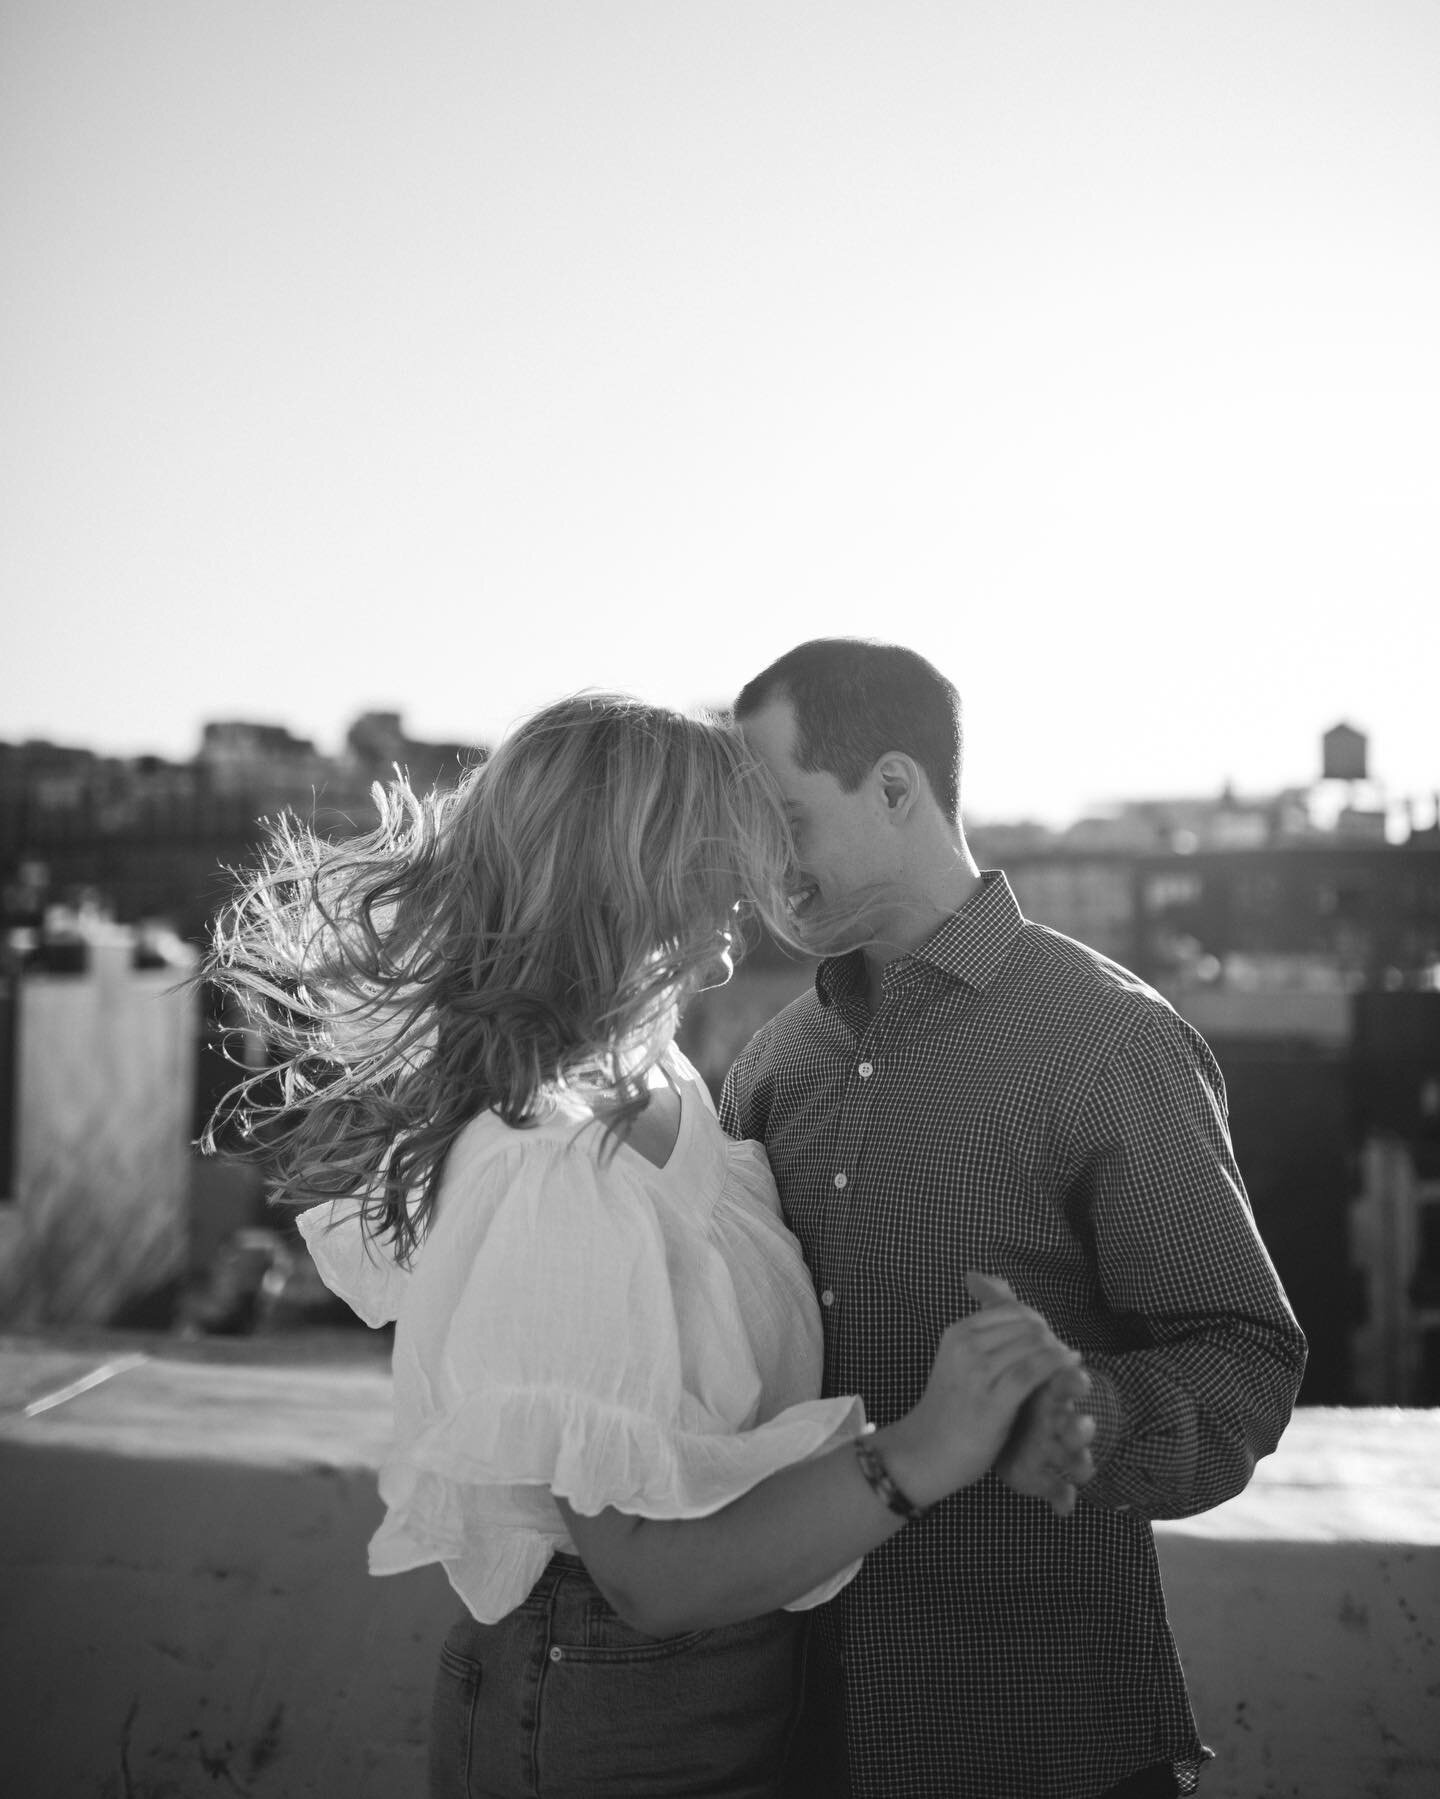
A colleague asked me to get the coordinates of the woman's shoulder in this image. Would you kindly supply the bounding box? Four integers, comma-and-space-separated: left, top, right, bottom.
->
664, 1043, 718, 1113
417, 1105, 682, 1345
435, 1100, 672, 1251
661, 1047, 764, 1152
655, 1054, 781, 1225
448, 1094, 633, 1171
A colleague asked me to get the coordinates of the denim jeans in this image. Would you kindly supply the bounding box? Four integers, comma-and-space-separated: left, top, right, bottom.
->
429, 1553, 807, 1798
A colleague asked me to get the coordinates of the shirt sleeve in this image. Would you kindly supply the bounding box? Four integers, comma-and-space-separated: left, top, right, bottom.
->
298, 1197, 411, 1327
718, 1040, 761, 1142
398, 1136, 867, 1532
718, 1065, 742, 1139
1066, 1007, 1308, 1520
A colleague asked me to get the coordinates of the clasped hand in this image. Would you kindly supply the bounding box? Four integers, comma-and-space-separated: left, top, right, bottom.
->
966, 1271, 1096, 1517
888, 1278, 1096, 1513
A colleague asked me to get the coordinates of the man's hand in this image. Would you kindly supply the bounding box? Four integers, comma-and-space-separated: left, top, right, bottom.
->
966, 1273, 1097, 1516
880, 1299, 1087, 1508
995, 1364, 1096, 1516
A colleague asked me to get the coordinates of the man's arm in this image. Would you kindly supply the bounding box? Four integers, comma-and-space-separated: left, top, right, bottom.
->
1032, 1007, 1306, 1520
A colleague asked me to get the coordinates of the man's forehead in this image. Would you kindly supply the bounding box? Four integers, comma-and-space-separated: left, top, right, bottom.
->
738, 696, 799, 758
741, 703, 865, 811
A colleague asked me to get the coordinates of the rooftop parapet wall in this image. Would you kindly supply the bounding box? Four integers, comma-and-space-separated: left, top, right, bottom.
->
1, 1345, 1434, 1799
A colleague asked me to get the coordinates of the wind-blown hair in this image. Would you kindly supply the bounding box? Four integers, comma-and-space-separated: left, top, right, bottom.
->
201, 693, 797, 1262
735, 637, 963, 822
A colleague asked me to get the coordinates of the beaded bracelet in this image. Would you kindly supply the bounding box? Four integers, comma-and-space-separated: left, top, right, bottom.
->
854, 1433, 930, 1524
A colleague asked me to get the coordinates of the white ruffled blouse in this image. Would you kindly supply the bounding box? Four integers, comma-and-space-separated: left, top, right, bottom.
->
298, 1049, 868, 1624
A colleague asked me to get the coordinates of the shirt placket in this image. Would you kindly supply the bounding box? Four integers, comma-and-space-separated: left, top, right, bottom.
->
818, 968, 911, 1391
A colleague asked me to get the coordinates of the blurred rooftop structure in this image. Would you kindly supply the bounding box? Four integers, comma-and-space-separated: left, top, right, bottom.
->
970, 721, 1432, 859
0, 710, 486, 942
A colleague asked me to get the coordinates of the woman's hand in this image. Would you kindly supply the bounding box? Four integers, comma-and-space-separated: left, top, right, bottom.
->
876, 1294, 1092, 1510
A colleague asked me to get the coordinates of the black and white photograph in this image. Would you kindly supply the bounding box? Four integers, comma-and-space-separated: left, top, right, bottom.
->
2, 4, 1437, 1796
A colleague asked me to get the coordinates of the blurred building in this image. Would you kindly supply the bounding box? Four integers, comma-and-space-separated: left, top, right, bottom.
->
969, 723, 1439, 986
344, 710, 482, 793
0, 915, 197, 1327
0, 715, 486, 1331
0, 712, 486, 944
197, 720, 333, 800
1346, 994, 1440, 1403
971, 721, 1415, 865
990, 840, 1440, 996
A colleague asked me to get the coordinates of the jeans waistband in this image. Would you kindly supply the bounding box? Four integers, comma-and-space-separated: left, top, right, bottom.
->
516, 1549, 593, 1610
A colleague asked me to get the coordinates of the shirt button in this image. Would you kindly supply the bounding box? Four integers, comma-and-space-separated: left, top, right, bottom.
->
857, 1062, 873, 1079
833, 1171, 848, 1190
821, 1289, 835, 1307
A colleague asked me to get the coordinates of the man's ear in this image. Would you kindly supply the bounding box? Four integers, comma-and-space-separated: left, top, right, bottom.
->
876, 754, 921, 817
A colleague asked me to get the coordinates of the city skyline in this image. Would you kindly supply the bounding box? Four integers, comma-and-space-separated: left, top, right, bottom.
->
5, 703, 1432, 842
4, 2, 1438, 823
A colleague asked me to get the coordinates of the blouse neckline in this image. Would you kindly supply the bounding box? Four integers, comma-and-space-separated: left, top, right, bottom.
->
609, 1069, 690, 1174
543, 1047, 699, 1180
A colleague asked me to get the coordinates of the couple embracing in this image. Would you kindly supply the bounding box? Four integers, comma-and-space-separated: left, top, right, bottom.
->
206, 638, 1306, 1798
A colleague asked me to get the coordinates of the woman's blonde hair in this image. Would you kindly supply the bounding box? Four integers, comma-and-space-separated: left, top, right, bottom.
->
202, 693, 797, 1260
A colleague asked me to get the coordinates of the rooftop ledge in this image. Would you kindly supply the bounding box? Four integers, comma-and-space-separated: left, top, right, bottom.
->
2, 1329, 1436, 1544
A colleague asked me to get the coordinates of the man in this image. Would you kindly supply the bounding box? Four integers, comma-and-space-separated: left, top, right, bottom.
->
720, 638, 1307, 1799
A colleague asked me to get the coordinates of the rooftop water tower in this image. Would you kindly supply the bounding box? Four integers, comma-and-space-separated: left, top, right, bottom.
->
1321, 722, 1388, 841
1322, 721, 1368, 783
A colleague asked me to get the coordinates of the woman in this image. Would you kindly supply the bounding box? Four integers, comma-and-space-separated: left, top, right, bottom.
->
203, 694, 1091, 1799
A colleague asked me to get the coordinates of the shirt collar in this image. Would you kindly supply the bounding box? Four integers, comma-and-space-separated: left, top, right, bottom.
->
815, 870, 1024, 1007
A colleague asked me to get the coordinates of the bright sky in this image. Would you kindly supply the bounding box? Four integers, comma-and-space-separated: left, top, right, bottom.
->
2, 1, 1437, 824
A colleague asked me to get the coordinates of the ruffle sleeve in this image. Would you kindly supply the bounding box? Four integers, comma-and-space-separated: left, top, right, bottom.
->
297, 1198, 410, 1328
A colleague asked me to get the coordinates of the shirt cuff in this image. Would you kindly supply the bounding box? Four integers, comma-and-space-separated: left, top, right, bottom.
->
1078, 1364, 1128, 1494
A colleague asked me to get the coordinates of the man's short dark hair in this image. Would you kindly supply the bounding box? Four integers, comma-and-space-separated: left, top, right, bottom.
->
735, 638, 963, 822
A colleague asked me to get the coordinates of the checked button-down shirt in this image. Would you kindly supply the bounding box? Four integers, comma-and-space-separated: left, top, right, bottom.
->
720, 871, 1307, 1799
